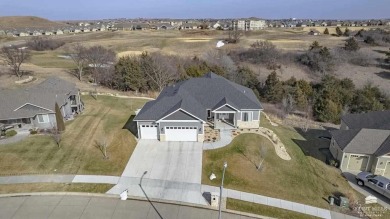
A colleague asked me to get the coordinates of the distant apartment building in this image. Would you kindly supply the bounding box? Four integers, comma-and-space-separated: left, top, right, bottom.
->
232, 19, 267, 31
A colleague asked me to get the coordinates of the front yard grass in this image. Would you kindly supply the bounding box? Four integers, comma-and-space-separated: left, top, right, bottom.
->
203, 114, 361, 209
227, 199, 320, 219
0, 183, 113, 194
0, 95, 148, 176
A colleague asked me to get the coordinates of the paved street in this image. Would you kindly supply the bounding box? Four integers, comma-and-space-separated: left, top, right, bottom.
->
0, 195, 262, 219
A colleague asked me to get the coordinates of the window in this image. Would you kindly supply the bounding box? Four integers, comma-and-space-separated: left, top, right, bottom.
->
37, 114, 49, 123
242, 112, 249, 121
378, 182, 384, 188
368, 179, 378, 184
207, 109, 211, 118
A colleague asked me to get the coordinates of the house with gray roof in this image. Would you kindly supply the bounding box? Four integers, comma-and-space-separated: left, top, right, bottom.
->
134, 72, 263, 142
0, 77, 84, 131
330, 110, 390, 177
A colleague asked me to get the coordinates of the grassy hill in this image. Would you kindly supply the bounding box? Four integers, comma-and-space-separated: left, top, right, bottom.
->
0, 16, 68, 29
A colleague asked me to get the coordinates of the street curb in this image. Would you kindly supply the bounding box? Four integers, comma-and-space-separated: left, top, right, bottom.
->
0, 192, 271, 218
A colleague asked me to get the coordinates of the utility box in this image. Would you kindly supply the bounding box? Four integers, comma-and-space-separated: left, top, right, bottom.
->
365, 196, 377, 204
211, 192, 219, 207
338, 196, 349, 208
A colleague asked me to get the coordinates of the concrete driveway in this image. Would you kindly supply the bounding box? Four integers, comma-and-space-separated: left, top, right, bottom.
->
122, 140, 202, 183
107, 140, 207, 205
343, 172, 390, 208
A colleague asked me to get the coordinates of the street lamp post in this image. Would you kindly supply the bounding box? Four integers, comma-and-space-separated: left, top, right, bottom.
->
218, 161, 227, 219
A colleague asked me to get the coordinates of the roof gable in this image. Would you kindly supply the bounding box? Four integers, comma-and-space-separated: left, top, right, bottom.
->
214, 105, 237, 112
162, 109, 200, 121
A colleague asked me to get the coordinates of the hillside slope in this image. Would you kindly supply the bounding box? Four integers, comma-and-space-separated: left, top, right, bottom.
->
0, 16, 68, 29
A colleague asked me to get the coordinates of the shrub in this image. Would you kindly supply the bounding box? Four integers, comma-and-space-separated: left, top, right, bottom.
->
5, 130, 17, 137
26, 36, 65, 51
344, 37, 360, 52
30, 130, 38, 135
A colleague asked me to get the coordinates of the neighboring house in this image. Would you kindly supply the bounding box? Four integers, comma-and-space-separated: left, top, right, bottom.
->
309, 30, 321, 35
134, 72, 263, 142
330, 110, 390, 177
0, 77, 84, 130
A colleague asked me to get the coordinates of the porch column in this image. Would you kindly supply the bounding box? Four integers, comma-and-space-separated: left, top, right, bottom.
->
214, 112, 217, 129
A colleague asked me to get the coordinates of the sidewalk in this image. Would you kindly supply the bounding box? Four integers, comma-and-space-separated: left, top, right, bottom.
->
0, 174, 119, 185
202, 185, 333, 219
203, 130, 232, 150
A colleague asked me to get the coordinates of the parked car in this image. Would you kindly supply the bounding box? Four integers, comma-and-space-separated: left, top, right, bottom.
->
356, 171, 390, 199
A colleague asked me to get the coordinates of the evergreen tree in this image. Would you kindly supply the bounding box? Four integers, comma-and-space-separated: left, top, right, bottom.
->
114, 56, 146, 92
323, 28, 329, 35
335, 27, 343, 36
309, 41, 322, 51
263, 71, 283, 103
343, 28, 350, 36
55, 102, 65, 132
344, 37, 360, 51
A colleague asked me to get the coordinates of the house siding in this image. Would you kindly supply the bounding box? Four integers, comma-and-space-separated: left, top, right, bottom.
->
330, 138, 343, 161
32, 113, 56, 129
373, 156, 390, 176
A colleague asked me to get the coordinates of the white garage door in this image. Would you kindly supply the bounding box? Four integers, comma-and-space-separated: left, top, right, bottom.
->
140, 125, 158, 139
348, 155, 369, 172
165, 127, 197, 142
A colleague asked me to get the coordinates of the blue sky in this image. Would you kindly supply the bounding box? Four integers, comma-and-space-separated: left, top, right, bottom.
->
0, 0, 388, 20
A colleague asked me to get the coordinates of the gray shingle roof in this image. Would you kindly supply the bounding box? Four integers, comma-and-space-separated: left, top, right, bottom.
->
0, 77, 78, 120
134, 72, 262, 121
342, 110, 390, 130
331, 129, 390, 155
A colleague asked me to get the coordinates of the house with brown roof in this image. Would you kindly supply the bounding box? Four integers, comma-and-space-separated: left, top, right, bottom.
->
0, 77, 84, 130
330, 110, 390, 177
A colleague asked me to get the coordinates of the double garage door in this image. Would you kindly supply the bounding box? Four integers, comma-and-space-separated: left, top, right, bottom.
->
347, 155, 369, 172
139, 125, 198, 141
165, 126, 197, 142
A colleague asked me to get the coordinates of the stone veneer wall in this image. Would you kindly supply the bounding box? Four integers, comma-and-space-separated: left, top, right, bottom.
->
197, 134, 204, 142
236, 120, 259, 129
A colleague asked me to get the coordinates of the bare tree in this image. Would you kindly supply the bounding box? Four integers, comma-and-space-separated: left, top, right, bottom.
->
227, 28, 242, 43
281, 94, 295, 118
68, 43, 88, 80
257, 145, 267, 171
84, 46, 116, 83
140, 52, 179, 92
96, 137, 110, 159
0, 46, 31, 79
301, 104, 313, 132
51, 128, 62, 148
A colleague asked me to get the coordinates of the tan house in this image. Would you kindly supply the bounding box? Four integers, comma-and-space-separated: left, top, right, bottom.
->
330, 110, 390, 177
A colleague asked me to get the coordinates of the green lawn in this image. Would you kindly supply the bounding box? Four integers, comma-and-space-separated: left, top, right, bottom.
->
29, 51, 75, 69
0, 95, 148, 176
203, 114, 362, 209
0, 183, 113, 194
227, 199, 320, 219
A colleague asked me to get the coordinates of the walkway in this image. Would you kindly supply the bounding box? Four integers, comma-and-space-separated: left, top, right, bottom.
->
0, 174, 360, 219
202, 185, 332, 219
203, 130, 232, 150
0, 194, 263, 219
0, 132, 29, 145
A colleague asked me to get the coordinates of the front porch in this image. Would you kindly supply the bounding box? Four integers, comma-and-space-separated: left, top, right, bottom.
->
210, 112, 236, 130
